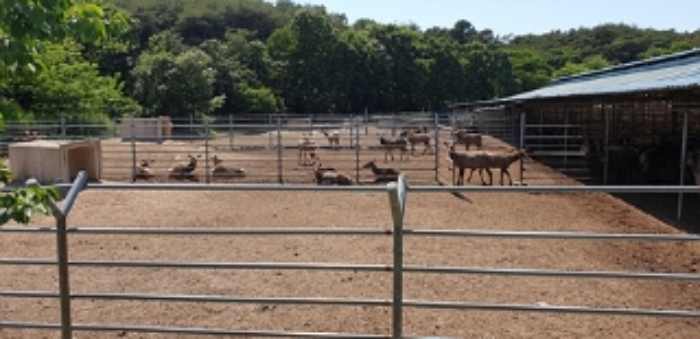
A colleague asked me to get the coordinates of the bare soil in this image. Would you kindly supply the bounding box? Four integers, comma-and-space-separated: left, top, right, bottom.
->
1, 130, 699, 338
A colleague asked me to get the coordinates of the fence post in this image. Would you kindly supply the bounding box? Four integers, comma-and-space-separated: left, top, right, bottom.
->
519, 111, 526, 185
391, 112, 396, 137
189, 114, 194, 142
434, 112, 440, 183
277, 117, 283, 184
364, 108, 369, 136
604, 107, 610, 185
564, 110, 569, 169
43, 171, 88, 339
355, 116, 360, 183
678, 112, 689, 220
130, 117, 136, 183
204, 119, 211, 184
268, 115, 273, 150
309, 113, 313, 133
60, 116, 66, 138
349, 115, 354, 149
229, 114, 234, 150
387, 175, 407, 339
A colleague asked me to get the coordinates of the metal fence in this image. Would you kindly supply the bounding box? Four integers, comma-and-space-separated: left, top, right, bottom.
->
2, 113, 458, 185
1, 112, 520, 186
1, 172, 700, 338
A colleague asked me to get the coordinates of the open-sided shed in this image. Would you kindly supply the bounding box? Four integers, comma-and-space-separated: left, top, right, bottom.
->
455, 48, 700, 185
8, 139, 102, 184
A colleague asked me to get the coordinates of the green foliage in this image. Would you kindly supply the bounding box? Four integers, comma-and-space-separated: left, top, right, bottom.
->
0, 159, 60, 225
0, 0, 123, 225
131, 45, 225, 117
237, 84, 278, 114
2, 40, 141, 127
0, 0, 130, 81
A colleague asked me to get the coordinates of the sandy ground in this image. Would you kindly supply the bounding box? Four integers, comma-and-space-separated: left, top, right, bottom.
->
1, 130, 700, 338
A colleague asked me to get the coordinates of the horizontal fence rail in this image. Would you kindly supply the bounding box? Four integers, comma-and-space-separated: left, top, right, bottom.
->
2, 173, 700, 338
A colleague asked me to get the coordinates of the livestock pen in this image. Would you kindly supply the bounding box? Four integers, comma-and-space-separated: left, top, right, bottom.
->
1, 112, 519, 186
1, 171, 700, 338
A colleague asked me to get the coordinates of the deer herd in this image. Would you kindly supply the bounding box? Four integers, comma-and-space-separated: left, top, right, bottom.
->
9, 126, 524, 186
306, 125, 524, 186
128, 124, 526, 185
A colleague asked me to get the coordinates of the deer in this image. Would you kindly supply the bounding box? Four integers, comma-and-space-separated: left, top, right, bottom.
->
313, 162, 353, 185
211, 155, 246, 178
452, 129, 482, 150
379, 136, 408, 162
362, 160, 400, 183
168, 154, 200, 182
478, 148, 526, 186
443, 142, 492, 186
298, 135, 318, 166
401, 128, 432, 155
13, 130, 46, 142
133, 159, 156, 181
321, 129, 341, 149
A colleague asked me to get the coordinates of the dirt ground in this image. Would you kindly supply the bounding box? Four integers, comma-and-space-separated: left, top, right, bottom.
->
1, 130, 700, 338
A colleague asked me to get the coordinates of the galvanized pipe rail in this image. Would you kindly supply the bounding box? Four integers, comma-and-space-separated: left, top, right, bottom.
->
2, 173, 700, 338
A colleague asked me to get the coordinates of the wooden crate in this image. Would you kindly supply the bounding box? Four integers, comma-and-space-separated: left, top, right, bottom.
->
8, 139, 102, 184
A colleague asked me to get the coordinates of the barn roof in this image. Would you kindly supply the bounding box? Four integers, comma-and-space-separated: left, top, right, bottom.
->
513, 48, 700, 101
455, 48, 700, 108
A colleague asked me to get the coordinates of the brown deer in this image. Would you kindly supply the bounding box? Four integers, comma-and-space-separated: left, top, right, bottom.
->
168, 154, 200, 182
321, 129, 340, 149
133, 159, 156, 181
379, 136, 408, 162
211, 155, 246, 178
298, 135, 318, 166
452, 129, 482, 150
313, 162, 353, 185
402, 128, 432, 155
362, 160, 400, 182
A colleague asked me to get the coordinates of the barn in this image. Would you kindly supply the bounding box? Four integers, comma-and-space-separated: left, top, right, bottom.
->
454, 48, 700, 185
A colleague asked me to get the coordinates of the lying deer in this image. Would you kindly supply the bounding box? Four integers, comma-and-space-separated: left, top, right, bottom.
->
211, 155, 246, 178
362, 160, 400, 183
313, 162, 353, 185
379, 136, 408, 162
133, 159, 156, 181
168, 154, 200, 182
13, 130, 46, 142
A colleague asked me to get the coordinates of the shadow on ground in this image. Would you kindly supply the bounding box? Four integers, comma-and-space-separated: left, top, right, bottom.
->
610, 192, 700, 234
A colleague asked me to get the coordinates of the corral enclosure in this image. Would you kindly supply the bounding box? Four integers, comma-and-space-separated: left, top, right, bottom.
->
1, 112, 521, 186
1, 113, 700, 338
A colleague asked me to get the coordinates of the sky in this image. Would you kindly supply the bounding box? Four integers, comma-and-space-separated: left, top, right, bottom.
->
276, 0, 700, 36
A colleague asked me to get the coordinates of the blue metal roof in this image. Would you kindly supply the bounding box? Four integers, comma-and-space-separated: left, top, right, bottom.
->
506, 48, 700, 102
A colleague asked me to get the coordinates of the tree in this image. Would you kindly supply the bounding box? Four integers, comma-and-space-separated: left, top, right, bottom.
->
3, 40, 142, 123
131, 45, 225, 118
0, 0, 125, 225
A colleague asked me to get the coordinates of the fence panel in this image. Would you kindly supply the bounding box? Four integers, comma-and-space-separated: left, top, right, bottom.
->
2, 174, 700, 338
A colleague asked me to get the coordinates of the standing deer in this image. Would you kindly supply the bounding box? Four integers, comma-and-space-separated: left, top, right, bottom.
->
379, 136, 408, 162
321, 129, 340, 149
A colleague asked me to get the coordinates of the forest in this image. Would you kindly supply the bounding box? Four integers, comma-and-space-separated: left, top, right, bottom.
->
3, 0, 700, 125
